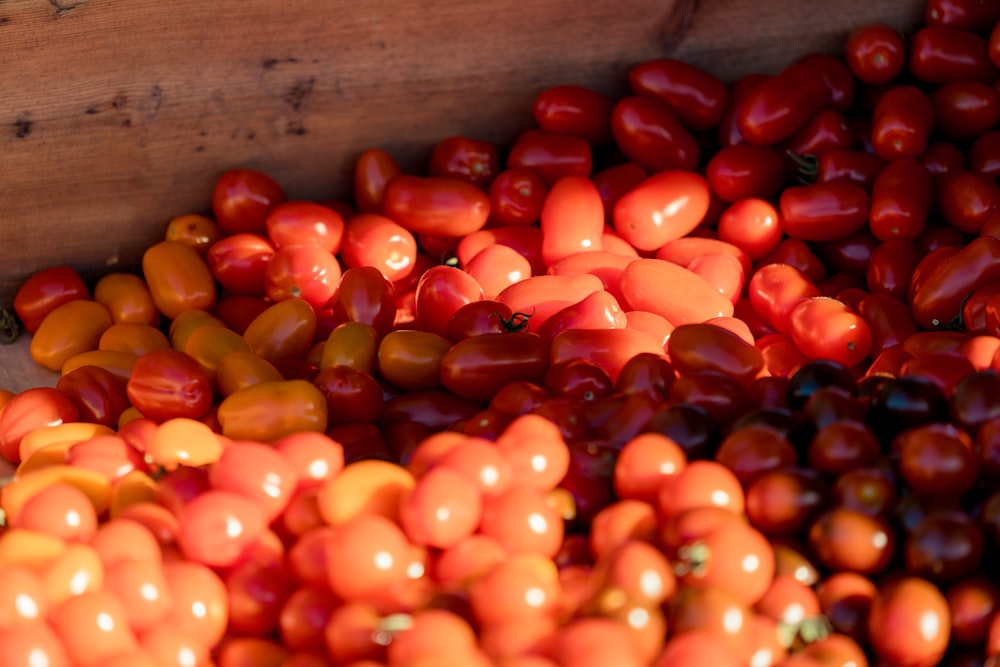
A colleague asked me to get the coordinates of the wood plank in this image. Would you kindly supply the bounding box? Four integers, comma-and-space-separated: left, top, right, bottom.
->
1, 0, 923, 307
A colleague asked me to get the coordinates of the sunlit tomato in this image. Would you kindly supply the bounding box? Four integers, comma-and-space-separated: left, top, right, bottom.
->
736, 63, 828, 146
217, 379, 327, 442
164, 213, 225, 256
488, 167, 549, 226
92, 272, 160, 327
788, 297, 872, 368
619, 258, 735, 326
464, 243, 533, 300
748, 263, 822, 335
212, 167, 287, 235
263, 200, 345, 254
909, 25, 998, 84
206, 233, 276, 296
126, 349, 213, 421
611, 96, 700, 172
339, 212, 418, 282
612, 170, 710, 251
383, 174, 490, 237
539, 175, 604, 266
869, 157, 934, 241
428, 136, 500, 188
656, 237, 752, 283
630, 58, 729, 132
440, 332, 550, 401
550, 327, 665, 384
48, 590, 137, 667
264, 244, 342, 307
534, 290, 628, 341
533, 84, 615, 144
457, 224, 546, 276
495, 273, 604, 332
317, 322, 379, 376
30, 299, 113, 371
414, 265, 484, 336
871, 85, 935, 161
353, 147, 402, 214
56, 365, 131, 428
867, 577, 951, 667
180, 323, 249, 381
715, 199, 781, 263
507, 129, 593, 185
778, 181, 869, 242
13, 265, 90, 334
242, 297, 317, 363
844, 23, 906, 84
142, 239, 218, 319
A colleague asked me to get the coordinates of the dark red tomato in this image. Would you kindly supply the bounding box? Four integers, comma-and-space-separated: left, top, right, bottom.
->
56, 365, 131, 428
339, 213, 418, 282
913, 236, 1000, 330
544, 358, 614, 403
264, 244, 342, 308
613, 170, 711, 252
592, 163, 648, 224
758, 238, 827, 285
909, 245, 963, 306
971, 131, 1000, 177
779, 182, 870, 242
265, 201, 345, 253
427, 136, 500, 188
532, 85, 615, 145
798, 52, 857, 112
926, 0, 1000, 32
488, 167, 548, 227
936, 169, 1000, 234
212, 168, 287, 235
610, 96, 700, 172
313, 365, 382, 426
844, 24, 906, 84
869, 157, 934, 241
207, 233, 276, 297
540, 175, 605, 266
127, 349, 213, 422
716, 198, 783, 262
736, 63, 829, 146
628, 58, 728, 132
811, 227, 880, 277
506, 129, 593, 185
921, 141, 967, 175
705, 145, 786, 202
909, 26, 998, 84
871, 85, 935, 161
0, 387, 79, 463
668, 323, 763, 387
718, 72, 770, 147
857, 292, 920, 354
380, 390, 483, 433
789, 297, 873, 368
212, 295, 270, 336
866, 236, 921, 299
551, 328, 666, 385
439, 333, 549, 402
993, 20, 1000, 68
784, 109, 856, 165
814, 149, 885, 189
444, 300, 518, 341
353, 148, 402, 214
931, 82, 1000, 141
414, 265, 484, 337
748, 263, 822, 335
329, 266, 397, 338
13, 266, 90, 335
383, 174, 490, 237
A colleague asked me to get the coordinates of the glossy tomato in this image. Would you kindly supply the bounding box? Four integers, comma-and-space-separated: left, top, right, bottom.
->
789, 297, 873, 368
628, 58, 728, 132
844, 23, 906, 84
533, 85, 615, 145
736, 63, 829, 146
126, 349, 213, 422
705, 145, 786, 203
265, 200, 345, 253
871, 85, 935, 161
13, 266, 90, 334
264, 244, 342, 307
869, 157, 934, 240
29, 300, 113, 372
440, 332, 550, 402
338, 212, 418, 282
143, 240, 217, 319
212, 168, 287, 235
613, 171, 710, 251
909, 25, 998, 84
610, 96, 700, 172
779, 181, 870, 242
506, 129, 593, 184
488, 167, 548, 226
428, 136, 500, 188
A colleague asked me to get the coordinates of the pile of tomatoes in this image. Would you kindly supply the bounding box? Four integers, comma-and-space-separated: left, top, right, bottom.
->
3, 0, 1000, 665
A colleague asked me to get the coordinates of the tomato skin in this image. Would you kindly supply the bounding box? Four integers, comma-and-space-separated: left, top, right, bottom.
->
717, 198, 782, 261
126, 349, 213, 422
909, 26, 998, 84
339, 212, 418, 282
414, 265, 485, 337
488, 167, 548, 226
736, 63, 829, 146
439, 333, 550, 402
217, 380, 328, 442
56, 366, 131, 428
911, 235, 1000, 330
30, 300, 113, 372
242, 297, 318, 364
788, 297, 872, 368
779, 182, 870, 242
496, 273, 604, 332
550, 328, 665, 384
14, 266, 90, 334
533, 85, 615, 145
869, 158, 934, 241
748, 263, 822, 335
866, 238, 921, 300
656, 237, 752, 280
377, 329, 452, 392
164, 213, 225, 256
612, 170, 711, 251
871, 85, 935, 161
668, 323, 764, 387
205, 233, 275, 297
428, 136, 500, 188
972, 131, 1000, 177
264, 244, 342, 308
0, 388, 80, 463
353, 147, 401, 214
717, 72, 769, 147
628, 58, 728, 132
383, 174, 490, 237
212, 168, 287, 235
540, 175, 605, 266
815, 149, 885, 189
610, 96, 700, 172
936, 169, 1000, 234
926, 0, 1000, 32
329, 266, 397, 338
705, 145, 786, 203
457, 225, 545, 277
867, 577, 951, 667
535, 290, 628, 340
506, 129, 593, 185
844, 23, 906, 84
142, 240, 218, 319
619, 258, 735, 326
798, 53, 856, 114
783, 109, 856, 163
930, 81, 1000, 141
265, 200, 345, 253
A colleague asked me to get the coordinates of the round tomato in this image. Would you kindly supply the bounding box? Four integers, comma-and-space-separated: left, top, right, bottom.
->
844, 23, 906, 84
488, 167, 548, 226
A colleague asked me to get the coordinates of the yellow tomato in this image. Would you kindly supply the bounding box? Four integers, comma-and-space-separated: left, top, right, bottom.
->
30, 300, 113, 371
93, 272, 161, 326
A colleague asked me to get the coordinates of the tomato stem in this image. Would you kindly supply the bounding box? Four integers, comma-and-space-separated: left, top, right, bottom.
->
785, 150, 818, 184
495, 310, 533, 333
0, 308, 20, 344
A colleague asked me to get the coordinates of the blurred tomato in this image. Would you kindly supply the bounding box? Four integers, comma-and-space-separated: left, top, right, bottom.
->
14, 266, 90, 334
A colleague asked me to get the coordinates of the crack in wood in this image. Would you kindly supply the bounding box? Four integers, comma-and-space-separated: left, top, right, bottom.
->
48, 0, 88, 17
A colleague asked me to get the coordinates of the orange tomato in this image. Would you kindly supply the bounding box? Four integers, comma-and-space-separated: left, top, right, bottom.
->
320, 321, 380, 374
0, 529, 67, 570
217, 379, 328, 442
377, 329, 452, 391
216, 350, 285, 396
0, 465, 111, 525
99, 322, 171, 356
164, 213, 225, 255
18, 422, 116, 464
146, 417, 225, 470
184, 325, 252, 380
242, 298, 318, 363
93, 273, 161, 326
142, 240, 218, 319
168, 309, 225, 350
29, 300, 113, 371
60, 350, 139, 381
316, 459, 415, 525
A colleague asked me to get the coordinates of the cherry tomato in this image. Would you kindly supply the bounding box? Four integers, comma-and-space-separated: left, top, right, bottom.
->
339, 212, 417, 281
716, 198, 782, 261
926, 0, 1000, 32
748, 263, 822, 335
789, 296, 872, 368
48, 590, 137, 667
844, 23, 906, 84
931, 81, 1000, 141
535, 290, 628, 341
533, 85, 615, 145
463, 243, 533, 300
867, 157, 934, 241
30, 299, 113, 371
506, 129, 593, 184
217, 379, 328, 442
264, 244, 342, 307
592, 162, 648, 224
619, 258, 734, 326
676, 522, 775, 606
488, 167, 548, 226
242, 297, 318, 363
164, 213, 224, 256
867, 577, 951, 667
814, 148, 885, 189
656, 237, 752, 281
612, 170, 710, 251
353, 148, 402, 214
911, 235, 1000, 329
142, 240, 217, 318
668, 323, 763, 386
611, 96, 700, 172
13, 265, 90, 334
126, 348, 213, 421
629, 58, 728, 132
428, 136, 500, 188
265, 200, 345, 253
736, 63, 829, 146
212, 168, 287, 235
779, 181, 870, 242
909, 25, 998, 84
871, 85, 935, 161
971, 131, 1000, 177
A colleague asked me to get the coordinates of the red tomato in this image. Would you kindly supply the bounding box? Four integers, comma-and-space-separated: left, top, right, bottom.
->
871, 85, 935, 161
13, 266, 90, 334
857, 292, 920, 354
867, 578, 951, 667
911, 235, 1000, 329
550, 328, 666, 384
265, 201, 345, 253
736, 63, 829, 146
206, 233, 276, 296
869, 158, 934, 240
463, 244, 532, 300
540, 175, 605, 266
935, 169, 1000, 234
126, 349, 213, 422
706, 145, 786, 202
495, 273, 604, 333
759, 238, 828, 285
592, 162, 648, 224
383, 175, 490, 237
922, 140, 967, 176
212, 168, 287, 235
866, 238, 922, 300
444, 300, 518, 341
718, 72, 770, 147
779, 182, 870, 242
353, 148, 402, 214
814, 149, 885, 189
264, 244, 342, 308
612, 171, 711, 251
176, 490, 268, 568
628, 58, 728, 131
789, 297, 873, 368
717, 198, 783, 261
668, 323, 764, 387
338, 213, 417, 282
971, 131, 1000, 177
619, 258, 734, 326
329, 266, 397, 337
488, 167, 548, 226
414, 265, 484, 337
457, 225, 545, 277
440, 333, 550, 402
428, 136, 500, 188
610, 96, 700, 172
534, 289, 628, 340
909, 25, 998, 84
748, 263, 822, 335
655, 237, 752, 280
930, 81, 1000, 141
546, 250, 638, 305
506, 129, 593, 184
56, 366, 131, 429
532, 85, 615, 145
798, 52, 857, 112
783, 109, 856, 162
844, 23, 906, 84
925, 0, 1000, 32
0, 387, 79, 463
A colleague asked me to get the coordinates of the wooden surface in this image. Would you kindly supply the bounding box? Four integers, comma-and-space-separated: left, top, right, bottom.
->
0, 0, 924, 393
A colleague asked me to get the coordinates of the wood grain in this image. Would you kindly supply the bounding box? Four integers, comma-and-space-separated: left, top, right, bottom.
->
1, 0, 923, 306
